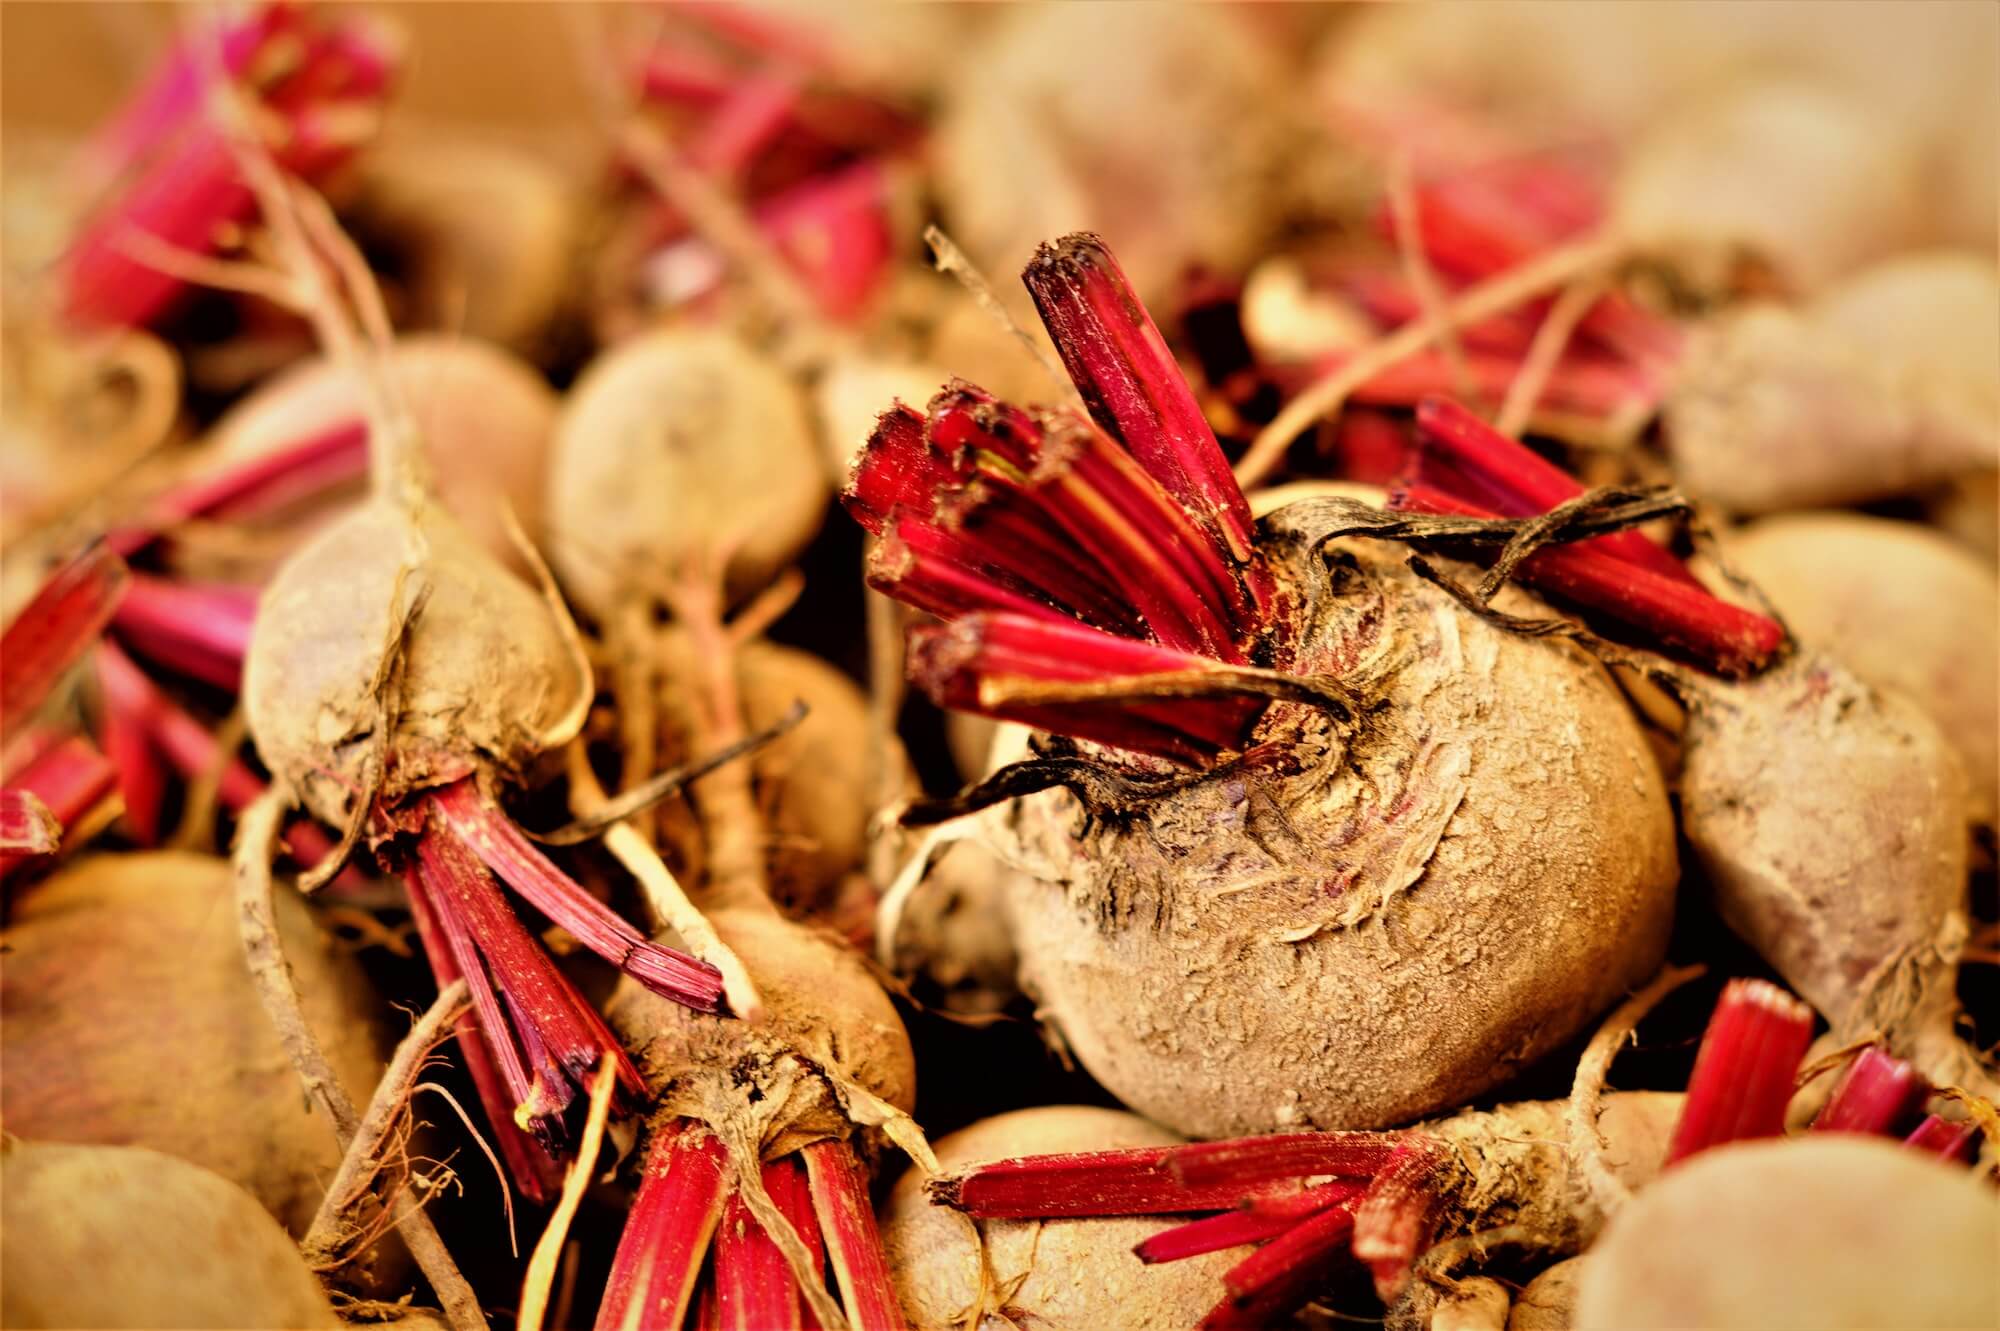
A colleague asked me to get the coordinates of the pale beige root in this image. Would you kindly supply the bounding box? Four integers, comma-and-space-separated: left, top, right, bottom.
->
1507, 1258, 1583, 1331
1612, 79, 1923, 295
0, 852, 383, 1236
546, 329, 824, 615
0, 1140, 340, 1330
892, 836, 1024, 1016
933, 4, 1300, 304
1574, 1136, 1999, 1329
814, 354, 950, 480
244, 496, 587, 826
988, 523, 1679, 1137
1433, 1278, 1510, 1331
1248, 480, 1391, 519
607, 907, 916, 1162
1721, 512, 1998, 822
1678, 652, 1984, 1094
348, 131, 580, 354
1810, 252, 2000, 424
880, 1106, 1240, 1331
1240, 257, 1379, 366
1664, 303, 1999, 514
197, 334, 559, 570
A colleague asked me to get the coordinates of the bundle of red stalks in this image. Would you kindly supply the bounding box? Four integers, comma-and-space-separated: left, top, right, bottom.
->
4, 6, 1994, 1331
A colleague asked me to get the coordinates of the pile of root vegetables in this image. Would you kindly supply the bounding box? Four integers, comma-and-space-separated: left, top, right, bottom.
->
3, 5, 1995, 1330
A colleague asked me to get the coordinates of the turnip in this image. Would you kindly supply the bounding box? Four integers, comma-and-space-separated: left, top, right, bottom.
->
1507, 1258, 1583, 1330
593, 905, 926, 1330
933, 4, 1304, 304
546, 328, 824, 615
880, 1106, 1243, 1330
0, 1140, 339, 1330
1, 851, 384, 1237
843, 233, 1679, 1137
194, 333, 559, 573
1573, 1136, 1998, 1328
347, 133, 579, 356
1719, 512, 1997, 822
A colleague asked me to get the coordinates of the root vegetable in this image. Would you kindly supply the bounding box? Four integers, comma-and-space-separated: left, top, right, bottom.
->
935, 4, 1300, 303
547, 329, 824, 615
348, 134, 579, 355
1665, 253, 2000, 513
1572, 1136, 1999, 1329
882, 1106, 1242, 1331
200, 334, 559, 570
815, 354, 950, 479
1507, 1258, 1583, 1330
845, 234, 1677, 1136
658, 634, 897, 913
1, 852, 384, 1237
595, 906, 922, 1329
1720, 512, 1998, 822
0, 1140, 339, 1330
887, 836, 1023, 1015
1379, 399, 1991, 1100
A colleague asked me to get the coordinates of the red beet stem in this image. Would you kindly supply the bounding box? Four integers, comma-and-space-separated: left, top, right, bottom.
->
1330, 410, 1416, 487
771, 1154, 828, 1331
1414, 397, 1694, 583
929, 391, 1246, 658
70, 3, 302, 194
690, 67, 803, 179
429, 778, 725, 1012
1903, 1115, 1980, 1164
109, 418, 369, 558
0, 735, 118, 884
1, 544, 129, 738
0, 789, 61, 857
1350, 1141, 1454, 1303
404, 869, 566, 1204
1024, 232, 1260, 575
803, 1139, 906, 1331
756, 160, 896, 322
935, 1134, 1394, 1221
1811, 1048, 1930, 1138
1200, 1201, 1361, 1329
1133, 1181, 1364, 1266
595, 1122, 731, 1331
410, 813, 647, 1151
1311, 345, 1660, 421
716, 1158, 809, 1331
907, 612, 1263, 765
111, 575, 256, 692
1392, 484, 1785, 677
1667, 979, 1815, 1166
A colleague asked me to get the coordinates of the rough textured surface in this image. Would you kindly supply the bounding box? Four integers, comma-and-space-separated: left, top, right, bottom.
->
1509, 1258, 1584, 1331
1726, 512, 1998, 821
0, 1140, 339, 1329
205, 334, 559, 567
1678, 652, 1979, 1092
989, 516, 1678, 1137
1574, 1137, 1999, 1328
546, 329, 824, 614
1666, 304, 1998, 514
1613, 80, 1922, 294
935, 4, 1298, 303
608, 907, 915, 1160
880, 1106, 1238, 1331
898, 837, 1024, 1015
245, 496, 585, 826
1, 852, 383, 1236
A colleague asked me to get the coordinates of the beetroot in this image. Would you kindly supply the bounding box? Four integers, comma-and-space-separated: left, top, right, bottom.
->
1574, 1136, 1998, 1328
1, 1140, 339, 1329
881, 1106, 1242, 1330
594, 905, 922, 1329
1, 852, 384, 1237
844, 232, 1676, 1136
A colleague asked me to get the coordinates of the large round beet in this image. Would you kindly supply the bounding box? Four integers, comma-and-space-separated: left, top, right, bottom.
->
1, 852, 382, 1235
990, 528, 1678, 1137
1, 1139, 339, 1329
